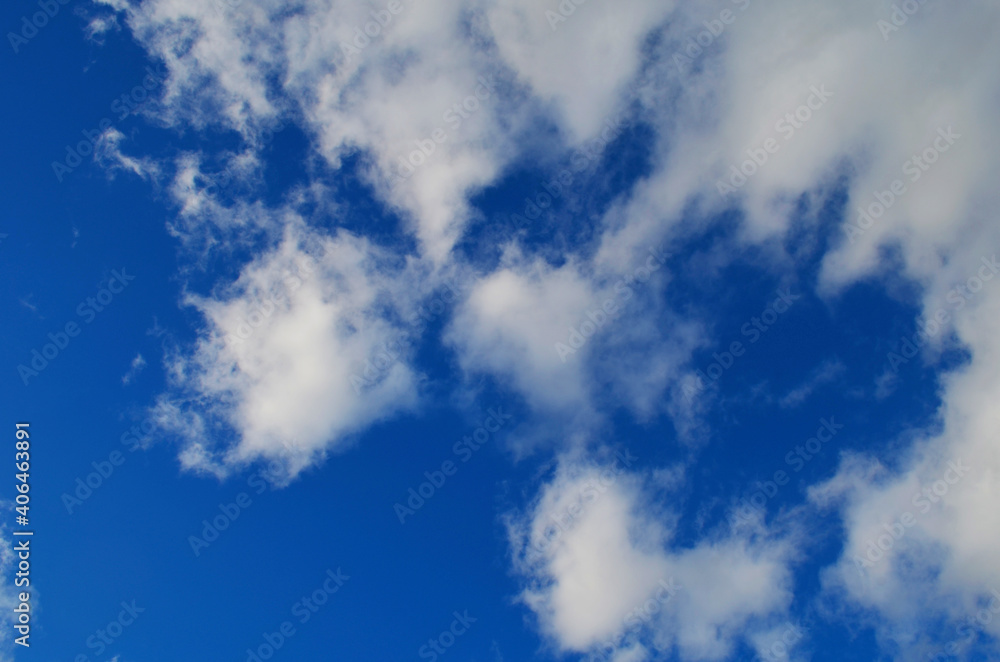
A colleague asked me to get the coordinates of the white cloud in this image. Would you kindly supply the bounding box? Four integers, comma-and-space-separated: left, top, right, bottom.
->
122, 353, 148, 385
95, 128, 158, 181
445, 246, 703, 448
84, 12, 120, 43
446, 254, 596, 412
156, 223, 426, 480
486, 0, 673, 141
778, 359, 845, 409
163, 147, 276, 254
508, 459, 798, 661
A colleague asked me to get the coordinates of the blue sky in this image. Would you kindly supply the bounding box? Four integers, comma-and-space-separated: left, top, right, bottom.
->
3, 1, 1000, 661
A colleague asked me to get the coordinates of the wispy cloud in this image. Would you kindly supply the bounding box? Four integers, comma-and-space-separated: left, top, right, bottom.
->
779, 359, 846, 409
122, 353, 147, 386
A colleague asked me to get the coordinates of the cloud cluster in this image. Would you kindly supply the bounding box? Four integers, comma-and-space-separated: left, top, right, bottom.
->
95, 0, 1000, 653
581, 0, 1000, 646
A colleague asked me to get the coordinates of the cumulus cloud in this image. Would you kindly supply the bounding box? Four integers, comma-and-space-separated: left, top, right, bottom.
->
446, 244, 703, 451
155, 223, 429, 480
446, 255, 597, 412
508, 458, 798, 661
